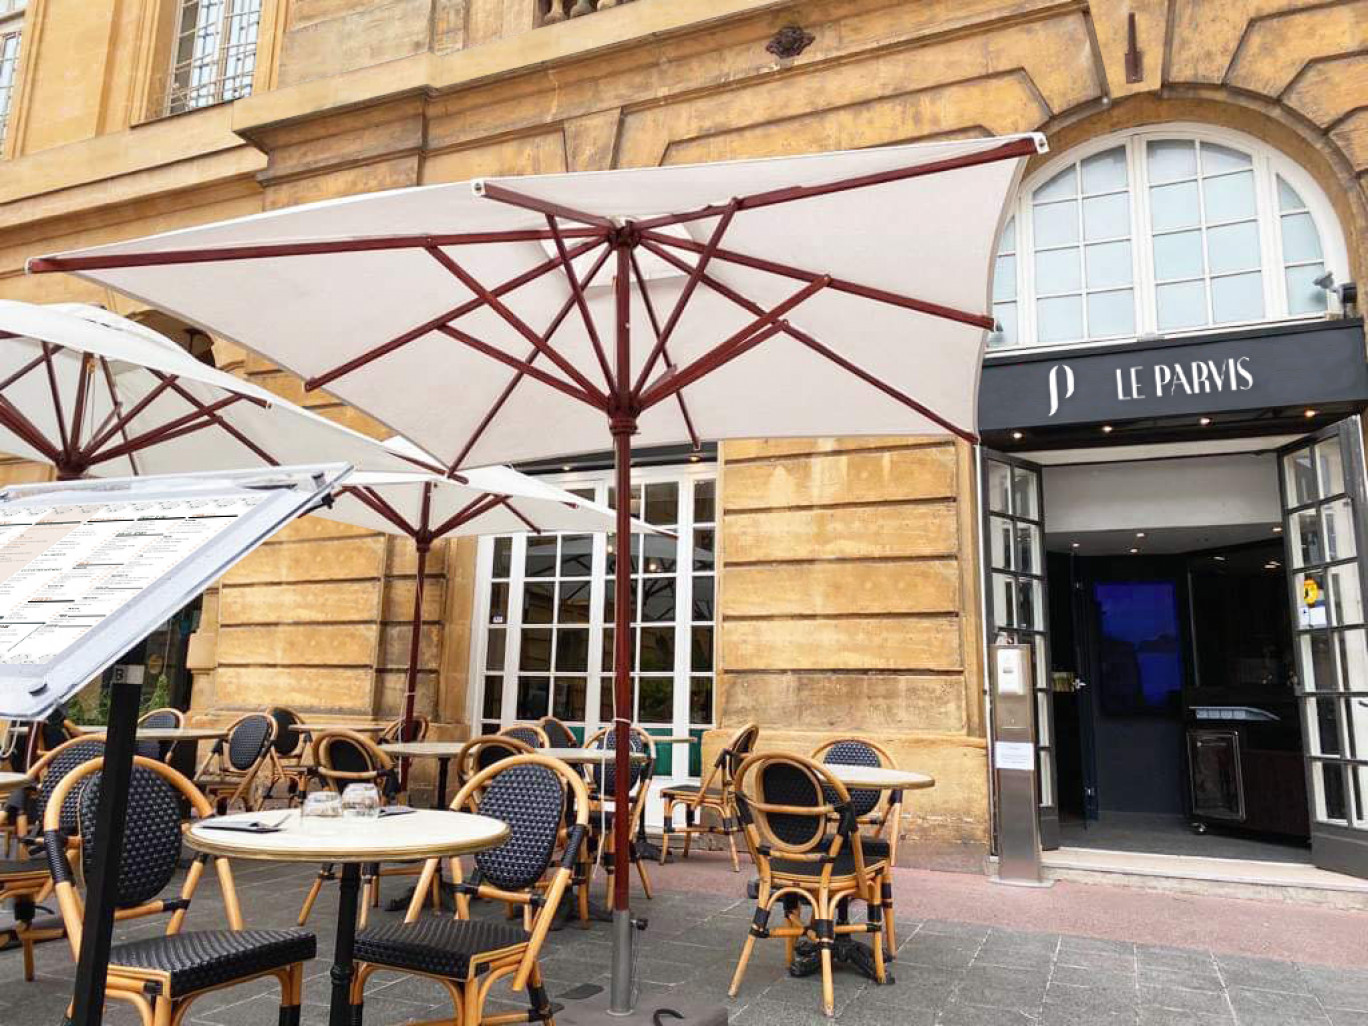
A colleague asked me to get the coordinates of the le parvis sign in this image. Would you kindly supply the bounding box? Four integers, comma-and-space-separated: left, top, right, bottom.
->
978, 320, 1368, 432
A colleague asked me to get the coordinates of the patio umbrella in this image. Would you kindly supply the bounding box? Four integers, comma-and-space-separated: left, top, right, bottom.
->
30, 132, 1046, 1017
319, 454, 662, 780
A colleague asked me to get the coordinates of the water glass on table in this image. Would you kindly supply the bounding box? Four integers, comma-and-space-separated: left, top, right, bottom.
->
342, 783, 381, 819
302, 790, 342, 831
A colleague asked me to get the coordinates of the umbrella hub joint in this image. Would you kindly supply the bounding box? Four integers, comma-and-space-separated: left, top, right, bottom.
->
607, 406, 640, 438
607, 224, 642, 250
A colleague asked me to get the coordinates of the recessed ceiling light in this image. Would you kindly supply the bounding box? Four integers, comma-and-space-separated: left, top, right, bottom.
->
1071, 541, 1080, 549
1214, 555, 1226, 561
1305, 409, 1318, 418
1129, 547, 1139, 554
1136, 532, 1146, 538
1199, 417, 1212, 426
1272, 526, 1283, 533
561, 464, 572, 471
1102, 425, 1114, 434
689, 454, 702, 463
1011, 431, 1024, 440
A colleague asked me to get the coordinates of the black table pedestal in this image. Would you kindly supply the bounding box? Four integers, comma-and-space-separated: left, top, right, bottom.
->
329, 863, 363, 1026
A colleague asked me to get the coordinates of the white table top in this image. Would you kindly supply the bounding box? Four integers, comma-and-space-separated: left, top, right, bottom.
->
292, 723, 388, 734
653, 736, 695, 745
382, 741, 466, 758
77, 726, 225, 742
544, 747, 649, 765
185, 808, 509, 863
824, 765, 935, 790
0, 771, 31, 789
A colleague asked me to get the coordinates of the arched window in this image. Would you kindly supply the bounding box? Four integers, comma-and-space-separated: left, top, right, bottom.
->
990, 126, 1348, 351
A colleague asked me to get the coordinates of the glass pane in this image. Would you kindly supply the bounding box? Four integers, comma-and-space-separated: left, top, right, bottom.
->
602, 579, 638, 625
1081, 147, 1128, 194
645, 482, 678, 526
1284, 448, 1317, 507
555, 629, 588, 672
1281, 212, 1322, 263
992, 302, 1018, 348
641, 578, 676, 622
520, 628, 552, 671
1017, 578, 1043, 630
1035, 166, 1077, 203
1300, 632, 1336, 691
516, 676, 549, 720
990, 516, 1014, 571
992, 573, 1016, 628
1289, 508, 1323, 567
523, 582, 554, 624
637, 677, 672, 723
1296, 570, 1328, 629
987, 461, 1012, 513
482, 676, 503, 719
1037, 692, 1052, 746
1202, 170, 1256, 223
692, 575, 714, 621
1277, 177, 1306, 212
642, 534, 676, 574
1286, 264, 1329, 315
492, 536, 513, 577
525, 535, 557, 577
691, 626, 714, 672
1087, 290, 1135, 337
1337, 630, 1368, 691
1156, 280, 1207, 330
1318, 437, 1346, 496
1083, 193, 1129, 241
558, 579, 592, 624
1201, 143, 1252, 176
1211, 272, 1263, 324
639, 626, 674, 672
553, 677, 586, 722
1012, 467, 1039, 519
993, 255, 1016, 301
600, 676, 615, 720
1037, 295, 1083, 343
693, 528, 715, 570
559, 535, 593, 577
601, 628, 614, 672
1150, 181, 1200, 231
690, 676, 713, 724
485, 629, 505, 672
488, 582, 509, 625
998, 217, 1016, 254
1039, 750, 1054, 806
1308, 698, 1343, 756
1323, 498, 1356, 561
1033, 201, 1079, 248
1207, 222, 1260, 275
1330, 565, 1363, 626
694, 479, 715, 523
1015, 522, 1041, 575
1147, 140, 1197, 184
1085, 240, 1132, 289
1314, 761, 1347, 823
1152, 230, 1203, 281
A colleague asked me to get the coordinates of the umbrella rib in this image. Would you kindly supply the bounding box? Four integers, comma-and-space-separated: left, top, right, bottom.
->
474, 182, 615, 230
436, 324, 604, 411
0, 394, 62, 462
631, 202, 738, 396
640, 238, 977, 441
633, 136, 1041, 231
305, 237, 605, 393
640, 229, 994, 330
27, 228, 605, 274
637, 277, 830, 410
627, 250, 699, 450
95, 356, 141, 476
430, 493, 504, 538
39, 343, 71, 459
499, 497, 541, 534
343, 485, 419, 538
88, 393, 251, 464
150, 374, 280, 466
68, 354, 93, 456
425, 247, 609, 407
545, 216, 613, 389
81, 374, 177, 456
0, 351, 47, 392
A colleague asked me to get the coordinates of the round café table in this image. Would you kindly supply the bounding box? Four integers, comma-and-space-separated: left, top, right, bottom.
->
76, 726, 226, 743
823, 764, 935, 791
187, 808, 508, 1026
0, 770, 31, 790
542, 747, 649, 765
381, 741, 466, 809
291, 722, 388, 737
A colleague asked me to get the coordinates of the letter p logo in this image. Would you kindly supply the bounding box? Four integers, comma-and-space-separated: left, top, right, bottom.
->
1047, 364, 1075, 418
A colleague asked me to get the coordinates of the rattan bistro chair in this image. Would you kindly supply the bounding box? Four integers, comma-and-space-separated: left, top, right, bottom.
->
453, 734, 533, 795
729, 753, 890, 1018
379, 714, 430, 744
659, 722, 759, 871
136, 707, 184, 762
43, 757, 315, 1026
584, 726, 654, 909
193, 713, 276, 814
262, 706, 311, 802
499, 723, 550, 749
537, 716, 577, 749
350, 754, 590, 1026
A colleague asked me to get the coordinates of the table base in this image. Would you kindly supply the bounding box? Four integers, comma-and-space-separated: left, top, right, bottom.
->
789, 938, 894, 985
329, 863, 362, 1026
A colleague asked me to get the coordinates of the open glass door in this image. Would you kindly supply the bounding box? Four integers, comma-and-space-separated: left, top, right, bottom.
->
983, 451, 1059, 849
1280, 416, 1368, 878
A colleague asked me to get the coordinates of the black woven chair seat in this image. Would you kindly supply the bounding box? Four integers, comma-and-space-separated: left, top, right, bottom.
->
660, 784, 724, 800
860, 837, 891, 860
108, 929, 316, 996
770, 848, 887, 880
355, 918, 528, 980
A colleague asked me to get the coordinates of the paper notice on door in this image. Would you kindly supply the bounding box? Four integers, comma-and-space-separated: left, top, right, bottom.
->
994, 741, 1035, 773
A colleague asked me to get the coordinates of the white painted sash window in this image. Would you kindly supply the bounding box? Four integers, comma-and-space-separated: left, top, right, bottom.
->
0, 0, 26, 152
167, 0, 261, 114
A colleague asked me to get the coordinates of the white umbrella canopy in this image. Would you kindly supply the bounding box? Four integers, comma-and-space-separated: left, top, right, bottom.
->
0, 300, 430, 479
29, 134, 1045, 1016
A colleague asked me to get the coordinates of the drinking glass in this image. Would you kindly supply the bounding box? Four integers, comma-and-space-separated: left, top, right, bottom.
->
342, 782, 381, 819
301, 790, 342, 831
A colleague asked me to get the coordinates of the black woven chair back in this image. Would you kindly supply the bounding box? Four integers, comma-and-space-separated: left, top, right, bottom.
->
591, 729, 646, 798
137, 709, 180, 761
269, 707, 305, 757
473, 764, 565, 891
502, 726, 543, 749
77, 766, 181, 908
391, 717, 427, 743
724, 724, 761, 780
757, 759, 827, 852
227, 715, 273, 772
475, 738, 523, 773
325, 736, 375, 775
37, 740, 105, 834
540, 718, 576, 749
821, 741, 881, 818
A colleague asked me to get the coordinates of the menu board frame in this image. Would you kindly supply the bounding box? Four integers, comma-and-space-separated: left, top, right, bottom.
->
0, 464, 350, 718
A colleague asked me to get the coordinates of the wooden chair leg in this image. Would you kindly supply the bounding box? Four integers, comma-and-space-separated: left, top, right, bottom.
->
633, 845, 654, 899
728, 880, 769, 998
658, 799, 673, 865
883, 878, 897, 956
818, 892, 835, 1018
21, 935, 34, 981
297, 865, 329, 926
726, 822, 741, 872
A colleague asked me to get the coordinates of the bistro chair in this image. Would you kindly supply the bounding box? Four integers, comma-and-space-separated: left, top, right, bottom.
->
584, 726, 655, 909
263, 706, 312, 802
136, 707, 184, 762
453, 734, 533, 795
812, 737, 903, 949
193, 713, 276, 814
729, 752, 890, 1018
0, 719, 20, 769
537, 715, 577, 749
44, 756, 315, 1026
298, 730, 429, 928
350, 753, 590, 1026
499, 722, 549, 749
659, 722, 759, 871
379, 714, 430, 744
0, 737, 105, 981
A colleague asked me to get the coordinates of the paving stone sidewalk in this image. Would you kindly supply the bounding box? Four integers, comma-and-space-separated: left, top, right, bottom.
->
2, 861, 1366, 1025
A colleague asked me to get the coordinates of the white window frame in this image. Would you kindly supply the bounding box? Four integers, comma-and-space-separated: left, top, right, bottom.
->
466, 461, 717, 781
165, 0, 262, 115
0, 0, 26, 155
990, 123, 1350, 358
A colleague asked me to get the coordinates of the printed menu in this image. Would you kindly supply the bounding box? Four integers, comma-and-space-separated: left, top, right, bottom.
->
0, 495, 264, 666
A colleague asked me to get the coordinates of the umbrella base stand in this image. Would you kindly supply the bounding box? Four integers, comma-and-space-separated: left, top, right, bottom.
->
551, 985, 728, 1026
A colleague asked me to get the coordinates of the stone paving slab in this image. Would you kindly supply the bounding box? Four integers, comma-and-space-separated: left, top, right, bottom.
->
3, 860, 1368, 1025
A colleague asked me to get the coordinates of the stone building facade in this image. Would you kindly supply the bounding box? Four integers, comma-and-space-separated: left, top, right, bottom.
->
2, 0, 1367, 863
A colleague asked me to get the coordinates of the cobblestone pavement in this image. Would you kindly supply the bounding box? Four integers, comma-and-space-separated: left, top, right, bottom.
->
3, 859, 1367, 1025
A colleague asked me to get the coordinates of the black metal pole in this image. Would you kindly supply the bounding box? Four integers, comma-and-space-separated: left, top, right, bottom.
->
330, 862, 363, 1026
70, 679, 141, 1026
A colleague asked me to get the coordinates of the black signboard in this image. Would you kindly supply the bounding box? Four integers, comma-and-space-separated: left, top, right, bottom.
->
979, 320, 1368, 433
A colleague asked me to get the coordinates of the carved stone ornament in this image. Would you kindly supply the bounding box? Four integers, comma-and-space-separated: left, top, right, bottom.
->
766, 25, 815, 60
